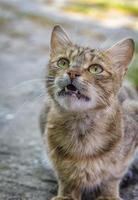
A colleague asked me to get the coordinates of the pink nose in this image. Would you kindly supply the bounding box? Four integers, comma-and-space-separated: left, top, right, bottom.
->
67, 69, 81, 80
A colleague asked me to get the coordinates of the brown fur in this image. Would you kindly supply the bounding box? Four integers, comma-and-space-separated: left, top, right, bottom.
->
40, 25, 138, 200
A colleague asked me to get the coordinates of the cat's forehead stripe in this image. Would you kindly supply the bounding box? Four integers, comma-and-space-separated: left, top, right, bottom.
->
67, 48, 74, 59
71, 49, 79, 59
65, 46, 99, 69
78, 47, 84, 56
68, 46, 95, 58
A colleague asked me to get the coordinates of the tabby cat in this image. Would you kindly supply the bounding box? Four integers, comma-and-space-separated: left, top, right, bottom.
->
40, 25, 138, 200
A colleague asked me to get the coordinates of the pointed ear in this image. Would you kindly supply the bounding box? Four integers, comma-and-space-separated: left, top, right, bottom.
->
50, 25, 72, 56
106, 38, 135, 79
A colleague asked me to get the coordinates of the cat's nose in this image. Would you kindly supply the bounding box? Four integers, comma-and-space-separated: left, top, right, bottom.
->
67, 69, 81, 80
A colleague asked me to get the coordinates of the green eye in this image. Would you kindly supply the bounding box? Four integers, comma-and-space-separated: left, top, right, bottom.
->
57, 58, 69, 69
89, 64, 103, 74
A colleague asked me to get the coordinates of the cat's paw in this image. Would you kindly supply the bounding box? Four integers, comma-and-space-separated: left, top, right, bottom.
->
97, 197, 123, 200
51, 196, 73, 200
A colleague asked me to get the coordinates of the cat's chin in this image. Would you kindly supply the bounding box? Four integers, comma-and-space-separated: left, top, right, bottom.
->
55, 95, 95, 112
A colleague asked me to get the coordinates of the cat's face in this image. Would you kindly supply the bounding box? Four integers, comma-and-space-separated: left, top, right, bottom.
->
47, 25, 134, 112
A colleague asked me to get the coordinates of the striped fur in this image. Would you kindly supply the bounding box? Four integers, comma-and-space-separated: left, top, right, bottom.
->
40, 26, 137, 200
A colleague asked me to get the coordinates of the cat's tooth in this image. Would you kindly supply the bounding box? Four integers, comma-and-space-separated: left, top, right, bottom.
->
72, 94, 76, 97
65, 87, 68, 92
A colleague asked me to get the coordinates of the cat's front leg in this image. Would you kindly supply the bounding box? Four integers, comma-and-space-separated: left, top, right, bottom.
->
97, 180, 123, 200
51, 180, 81, 200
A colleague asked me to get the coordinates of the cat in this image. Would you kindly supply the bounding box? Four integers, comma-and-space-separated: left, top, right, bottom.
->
40, 25, 138, 200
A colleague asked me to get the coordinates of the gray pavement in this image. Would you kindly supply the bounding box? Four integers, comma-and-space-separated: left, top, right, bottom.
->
0, 0, 138, 199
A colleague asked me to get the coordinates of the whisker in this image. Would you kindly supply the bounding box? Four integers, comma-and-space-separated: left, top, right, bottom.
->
47, 77, 54, 80
46, 82, 54, 85
46, 80, 54, 83
3, 92, 45, 134
7, 79, 46, 91
47, 76, 55, 78
46, 84, 56, 89
7, 77, 54, 92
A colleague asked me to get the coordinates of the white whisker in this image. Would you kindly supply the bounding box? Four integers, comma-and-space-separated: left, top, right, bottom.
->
2, 92, 45, 134
4, 77, 54, 93
9, 79, 46, 91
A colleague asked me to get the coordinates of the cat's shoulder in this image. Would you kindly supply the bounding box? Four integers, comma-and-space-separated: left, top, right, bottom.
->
118, 81, 138, 118
118, 81, 138, 103
39, 97, 51, 134
118, 82, 138, 143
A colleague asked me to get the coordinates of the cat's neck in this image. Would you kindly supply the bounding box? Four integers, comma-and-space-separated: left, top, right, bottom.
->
52, 98, 120, 122
48, 99, 123, 157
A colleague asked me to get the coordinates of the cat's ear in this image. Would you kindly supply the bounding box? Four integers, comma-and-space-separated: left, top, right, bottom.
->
50, 25, 72, 56
105, 38, 134, 79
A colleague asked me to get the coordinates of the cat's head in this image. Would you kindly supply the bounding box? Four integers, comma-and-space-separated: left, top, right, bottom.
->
46, 25, 134, 112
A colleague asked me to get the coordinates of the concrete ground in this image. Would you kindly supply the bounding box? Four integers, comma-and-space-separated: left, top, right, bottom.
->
0, 0, 138, 199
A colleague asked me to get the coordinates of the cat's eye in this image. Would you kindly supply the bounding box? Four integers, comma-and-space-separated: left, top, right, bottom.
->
89, 64, 103, 74
57, 58, 69, 69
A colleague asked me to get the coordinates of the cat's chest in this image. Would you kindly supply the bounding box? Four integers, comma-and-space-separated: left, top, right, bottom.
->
69, 118, 93, 136
47, 115, 106, 156
58, 155, 114, 188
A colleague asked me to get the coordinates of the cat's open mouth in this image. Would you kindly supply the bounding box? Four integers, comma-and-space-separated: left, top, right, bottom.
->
58, 84, 90, 101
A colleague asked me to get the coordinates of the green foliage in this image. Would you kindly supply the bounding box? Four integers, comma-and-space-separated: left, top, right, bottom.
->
64, 0, 138, 16
127, 54, 138, 87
